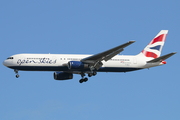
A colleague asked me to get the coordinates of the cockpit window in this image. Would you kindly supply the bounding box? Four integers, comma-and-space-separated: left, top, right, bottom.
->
7, 57, 13, 59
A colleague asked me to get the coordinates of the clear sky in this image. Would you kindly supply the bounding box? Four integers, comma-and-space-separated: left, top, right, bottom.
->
0, 0, 179, 120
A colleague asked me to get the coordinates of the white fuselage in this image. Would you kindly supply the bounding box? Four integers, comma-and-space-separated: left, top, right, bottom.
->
3, 53, 163, 72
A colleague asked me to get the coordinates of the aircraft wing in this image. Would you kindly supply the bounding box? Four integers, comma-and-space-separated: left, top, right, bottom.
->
81, 41, 135, 70
147, 52, 177, 63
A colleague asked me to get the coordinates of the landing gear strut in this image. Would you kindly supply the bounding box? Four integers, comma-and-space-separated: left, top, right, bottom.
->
79, 73, 88, 83
14, 69, 19, 78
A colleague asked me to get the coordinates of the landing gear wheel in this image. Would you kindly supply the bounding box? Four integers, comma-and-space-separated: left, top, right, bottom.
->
93, 71, 97, 76
84, 77, 88, 82
88, 73, 93, 77
16, 74, 19, 78
79, 78, 88, 83
79, 79, 84, 83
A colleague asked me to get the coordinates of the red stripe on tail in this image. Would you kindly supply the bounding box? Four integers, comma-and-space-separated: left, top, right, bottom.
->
142, 50, 158, 58
149, 34, 167, 45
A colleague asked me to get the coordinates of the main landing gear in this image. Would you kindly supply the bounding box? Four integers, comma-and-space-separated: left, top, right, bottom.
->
79, 73, 88, 83
79, 71, 97, 83
14, 69, 19, 78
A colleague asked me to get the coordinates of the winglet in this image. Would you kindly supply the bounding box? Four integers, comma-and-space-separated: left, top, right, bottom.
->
129, 40, 135, 43
147, 52, 177, 63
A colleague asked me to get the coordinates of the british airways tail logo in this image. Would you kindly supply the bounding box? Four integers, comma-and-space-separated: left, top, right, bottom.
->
142, 33, 167, 58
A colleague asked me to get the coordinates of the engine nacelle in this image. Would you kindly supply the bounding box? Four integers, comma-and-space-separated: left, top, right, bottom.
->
54, 72, 73, 80
68, 61, 89, 70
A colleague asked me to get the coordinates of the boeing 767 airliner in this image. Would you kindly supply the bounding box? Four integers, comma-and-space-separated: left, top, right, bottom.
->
3, 30, 176, 83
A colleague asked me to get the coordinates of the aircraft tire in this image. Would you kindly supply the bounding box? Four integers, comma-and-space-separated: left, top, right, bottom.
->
79, 79, 84, 83
88, 73, 92, 77
93, 71, 97, 76
84, 78, 88, 82
16, 74, 19, 78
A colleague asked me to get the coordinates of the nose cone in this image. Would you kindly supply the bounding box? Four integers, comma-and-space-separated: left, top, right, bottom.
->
3, 60, 8, 67
3, 59, 12, 67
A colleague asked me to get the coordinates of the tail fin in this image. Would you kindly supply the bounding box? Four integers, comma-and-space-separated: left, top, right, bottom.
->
139, 30, 168, 59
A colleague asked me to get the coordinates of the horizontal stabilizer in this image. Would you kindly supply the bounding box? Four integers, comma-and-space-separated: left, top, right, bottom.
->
147, 52, 177, 63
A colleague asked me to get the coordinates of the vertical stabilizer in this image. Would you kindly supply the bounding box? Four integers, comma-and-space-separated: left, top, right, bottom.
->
138, 30, 168, 60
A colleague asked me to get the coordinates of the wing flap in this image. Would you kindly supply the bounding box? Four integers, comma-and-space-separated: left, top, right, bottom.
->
104, 48, 124, 61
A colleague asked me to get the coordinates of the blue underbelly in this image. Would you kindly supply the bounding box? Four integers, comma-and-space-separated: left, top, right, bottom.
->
8, 66, 142, 72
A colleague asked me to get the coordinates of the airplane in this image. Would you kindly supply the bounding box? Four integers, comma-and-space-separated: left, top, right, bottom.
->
3, 30, 176, 83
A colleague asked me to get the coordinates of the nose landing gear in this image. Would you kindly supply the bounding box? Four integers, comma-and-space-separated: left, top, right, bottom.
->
14, 69, 19, 78
16, 74, 19, 78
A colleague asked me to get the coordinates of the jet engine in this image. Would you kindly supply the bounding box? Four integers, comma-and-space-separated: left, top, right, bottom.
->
53, 72, 73, 80
68, 61, 89, 70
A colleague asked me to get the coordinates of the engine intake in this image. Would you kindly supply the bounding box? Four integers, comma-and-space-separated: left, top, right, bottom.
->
68, 61, 89, 70
54, 72, 73, 80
